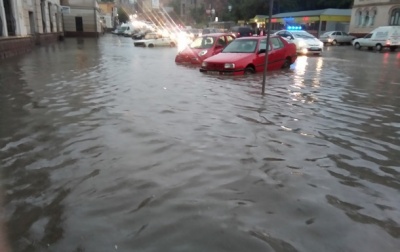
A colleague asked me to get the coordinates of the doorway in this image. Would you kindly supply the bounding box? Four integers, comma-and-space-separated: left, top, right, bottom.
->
75, 17, 83, 32
29, 11, 35, 34
4, 0, 16, 35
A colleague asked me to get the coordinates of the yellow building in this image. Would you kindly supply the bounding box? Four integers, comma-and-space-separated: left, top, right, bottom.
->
252, 9, 351, 37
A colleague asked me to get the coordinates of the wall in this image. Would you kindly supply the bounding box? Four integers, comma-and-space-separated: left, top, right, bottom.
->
63, 7, 99, 36
349, 0, 399, 35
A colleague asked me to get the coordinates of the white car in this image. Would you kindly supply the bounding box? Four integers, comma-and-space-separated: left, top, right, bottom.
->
133, 33, 176, 47
352, 26, 400, 52
274, 30, 324, 55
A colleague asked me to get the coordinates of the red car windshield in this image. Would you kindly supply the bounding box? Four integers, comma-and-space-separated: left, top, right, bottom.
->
222, 39, 258, 53
190, 36, 215, 49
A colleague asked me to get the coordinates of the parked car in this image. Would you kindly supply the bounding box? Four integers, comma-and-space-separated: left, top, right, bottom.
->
132, 30, 152, 40
229, 26, 254, 38
274, 30, 324, 55
175, 33, 235, 64
202, 28, 221, 34
319, 31, 356, 45
199, 35, 297, 75
134, 33, 176, 47
352, 26, 400, 51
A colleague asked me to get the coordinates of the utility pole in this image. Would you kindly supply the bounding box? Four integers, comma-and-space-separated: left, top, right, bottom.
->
261, 0, 273, 95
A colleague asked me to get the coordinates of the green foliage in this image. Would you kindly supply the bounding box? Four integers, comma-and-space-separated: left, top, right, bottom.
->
191, 6, 207, 25
118, 8, 129, 23
170, 0, 181, 14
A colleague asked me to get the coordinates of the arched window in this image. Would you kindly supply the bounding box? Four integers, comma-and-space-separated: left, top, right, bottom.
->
390, 8, 400, 25
368, 9, 377, 26
363, 10, 370, 26
357, 9, 363, 26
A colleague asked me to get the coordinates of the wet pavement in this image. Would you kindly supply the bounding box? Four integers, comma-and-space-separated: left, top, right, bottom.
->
0, 34, 400, 252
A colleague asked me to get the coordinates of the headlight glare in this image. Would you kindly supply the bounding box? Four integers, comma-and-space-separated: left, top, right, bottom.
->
201, 62, 207, 67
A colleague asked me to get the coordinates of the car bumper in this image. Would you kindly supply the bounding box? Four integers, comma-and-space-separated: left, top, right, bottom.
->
175, 55, 203, 65
199, 68, 242, 76
297, 47, 323, 55
319, 38, 333, 43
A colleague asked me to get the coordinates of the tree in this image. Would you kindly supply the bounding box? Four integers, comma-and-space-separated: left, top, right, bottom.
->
118, 8, 129, 23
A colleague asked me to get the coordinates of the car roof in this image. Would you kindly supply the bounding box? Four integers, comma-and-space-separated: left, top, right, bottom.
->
200, 33, 233, 37
234, 35, 279, 40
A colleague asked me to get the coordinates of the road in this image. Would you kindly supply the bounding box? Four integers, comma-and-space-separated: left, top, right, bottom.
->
0, 34, 399, 252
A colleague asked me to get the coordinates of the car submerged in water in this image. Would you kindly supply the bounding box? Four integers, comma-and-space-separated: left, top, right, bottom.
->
199, 35, 297, 75
133, 33, 176, 48
175, 33, 235, 64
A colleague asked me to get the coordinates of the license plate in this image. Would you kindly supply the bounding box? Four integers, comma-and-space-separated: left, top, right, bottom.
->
310, 47, 320, 50
208, 71, 220, 75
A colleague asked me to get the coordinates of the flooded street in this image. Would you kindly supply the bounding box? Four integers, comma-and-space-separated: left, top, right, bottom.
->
1, 34, 400, 252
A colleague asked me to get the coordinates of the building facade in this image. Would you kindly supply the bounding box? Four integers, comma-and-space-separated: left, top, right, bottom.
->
253, 9, 352, 37
1, 0, 62, 37
61, 0, 102, 37
0, 0, 63, 59
349, 0, 400, 35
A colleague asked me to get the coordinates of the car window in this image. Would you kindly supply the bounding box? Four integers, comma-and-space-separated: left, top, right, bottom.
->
259, 39, 272, 52
189, 36, 215, 49
364, 33, 372, 38
277, 31, 286, 36
226, 35, 234, 44
332, 32, 337, 36
337, 32, 342, 36
217, 36, 226, 47
343, 32, 349, 36
271, 37, 283, 49
223, 39, 258, 53
292, 32, 315, 39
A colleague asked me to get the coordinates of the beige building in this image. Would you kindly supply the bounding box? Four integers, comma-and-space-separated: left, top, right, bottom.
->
350, 0, 400, 35
0, 0, 62, 37
1, 0, 63, 59
61, 0, 102, 37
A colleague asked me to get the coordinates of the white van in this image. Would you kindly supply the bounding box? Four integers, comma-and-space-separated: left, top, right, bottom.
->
352, 26, 400, 51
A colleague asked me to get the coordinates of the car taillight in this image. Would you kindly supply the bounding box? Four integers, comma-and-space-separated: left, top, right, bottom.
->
237, 32, 240, 37
386, 40, 391, 45
250, 32, 252, 36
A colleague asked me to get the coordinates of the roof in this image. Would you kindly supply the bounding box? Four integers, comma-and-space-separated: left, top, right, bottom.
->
255, 8, 351, 19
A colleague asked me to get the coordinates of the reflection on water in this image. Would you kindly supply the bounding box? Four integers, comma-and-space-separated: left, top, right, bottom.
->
0, 35, 399, 252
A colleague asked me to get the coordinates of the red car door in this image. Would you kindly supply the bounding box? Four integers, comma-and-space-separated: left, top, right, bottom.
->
254, 39, 279, 72
212, 36, 227, 55
269, 37, 285, 70
252, 39, 266, 72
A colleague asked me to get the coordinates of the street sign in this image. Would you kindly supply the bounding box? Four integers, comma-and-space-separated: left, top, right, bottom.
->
60, 6, 70, 14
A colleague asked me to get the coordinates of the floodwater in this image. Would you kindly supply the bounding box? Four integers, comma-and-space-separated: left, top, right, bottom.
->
0, 35, 400, 252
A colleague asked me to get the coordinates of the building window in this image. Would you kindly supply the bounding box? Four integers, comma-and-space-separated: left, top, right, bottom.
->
363, 10, 370, 26
356, 9, 363, 26
390, 8, 400, 25
368, 9, 376, 26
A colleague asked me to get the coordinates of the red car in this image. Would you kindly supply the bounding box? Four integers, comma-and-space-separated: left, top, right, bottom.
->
199, 35, 297, 75
175, 33, 236, 65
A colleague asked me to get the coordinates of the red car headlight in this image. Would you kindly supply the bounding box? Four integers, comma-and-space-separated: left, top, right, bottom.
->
198, 50, 208, 56
224, 63, 235, 69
